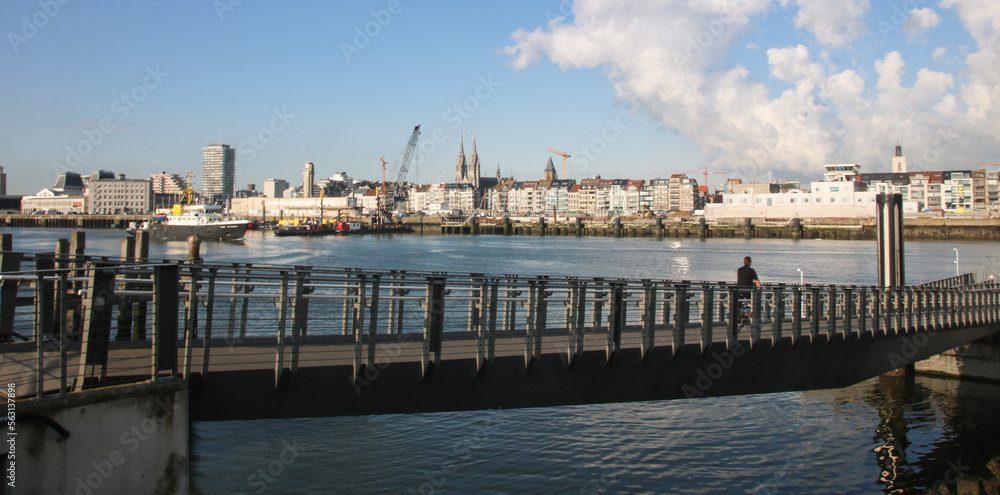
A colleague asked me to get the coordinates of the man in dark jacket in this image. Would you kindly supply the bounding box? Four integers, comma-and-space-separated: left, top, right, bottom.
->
736, 256, 761, 328
737, 256, 761, 289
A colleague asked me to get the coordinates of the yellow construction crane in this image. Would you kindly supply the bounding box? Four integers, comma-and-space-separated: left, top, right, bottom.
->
182, 172, 195, 204
546, 148, 571, 180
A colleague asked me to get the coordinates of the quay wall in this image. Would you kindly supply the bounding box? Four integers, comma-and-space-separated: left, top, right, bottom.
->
916, 336, 1000, 382
1, 214, 998, 240
14, 380, 188, 495
401, 216, 1000, 241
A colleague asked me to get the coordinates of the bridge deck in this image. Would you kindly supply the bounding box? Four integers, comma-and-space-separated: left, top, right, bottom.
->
3, 255, 998, 419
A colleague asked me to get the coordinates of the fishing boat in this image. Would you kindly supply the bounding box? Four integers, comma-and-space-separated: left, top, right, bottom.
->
128, 204, 250, 241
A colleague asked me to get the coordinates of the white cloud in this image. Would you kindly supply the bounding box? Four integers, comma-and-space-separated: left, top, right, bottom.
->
781, 0, 870, 48
506, 0, 1000, 176
901, 8, 942, 39
932, 47, 947, 60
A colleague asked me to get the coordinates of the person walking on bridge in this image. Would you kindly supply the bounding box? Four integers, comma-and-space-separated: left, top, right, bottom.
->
737, 256, 761, 290
736, 256, 761, 329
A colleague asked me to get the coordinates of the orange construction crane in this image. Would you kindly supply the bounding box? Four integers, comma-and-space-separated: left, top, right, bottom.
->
546, 148, 571, 180
964, 161, 1000, 166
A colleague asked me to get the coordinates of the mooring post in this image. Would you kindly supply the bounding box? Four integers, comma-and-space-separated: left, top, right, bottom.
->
69, 231, 85, 290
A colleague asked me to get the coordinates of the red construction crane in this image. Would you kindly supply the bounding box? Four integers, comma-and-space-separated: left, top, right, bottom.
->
546, 148, 571, 180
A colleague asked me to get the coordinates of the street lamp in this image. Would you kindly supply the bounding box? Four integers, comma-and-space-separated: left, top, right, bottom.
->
797, 268, 803, 285
954, 248, 960, 276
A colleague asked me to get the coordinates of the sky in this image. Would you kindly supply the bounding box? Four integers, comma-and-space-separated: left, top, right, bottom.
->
1, 0, 998, 196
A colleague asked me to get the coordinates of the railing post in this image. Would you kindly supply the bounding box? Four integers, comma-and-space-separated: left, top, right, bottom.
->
857, 286, 868, 337
58, 269, 69, 395
872, 288, 883, 336
0, 251, 23, 343
365, 274, 381, 374
772, 285, 784, 346
386, 270, 408, 335
351, 274, 367, 386
639, 281, 657, 361
809, 287, 821, 342
422, 276, 446, 379
826, 285, 838, 339
791, 286, 802, 344
152, 264, 179, 380
567, 280, 586, 367
673, 284, 688, 356
727, 287, 740, 348
274, 271, 290, 389
607, 282, 624, 364
74, 263, 115, 391
698, 284, 713, 355
843, 287, 854, 338
536, 277, 550, 368
116, 237, 135, 341
34, 254, 56, 340
475, 276, 497, 374
751, 287, 762, 346
182, 266, 200, 379
291, 268, 312, 379
199, 268, 218, 380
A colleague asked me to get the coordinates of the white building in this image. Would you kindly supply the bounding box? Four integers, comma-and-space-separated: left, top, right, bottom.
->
21, 189, 86, 214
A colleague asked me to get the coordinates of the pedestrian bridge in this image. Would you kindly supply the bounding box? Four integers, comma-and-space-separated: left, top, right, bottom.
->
2, 252, 999, 421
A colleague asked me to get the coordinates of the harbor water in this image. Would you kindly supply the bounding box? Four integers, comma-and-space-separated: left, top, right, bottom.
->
5, 228, 1000, 493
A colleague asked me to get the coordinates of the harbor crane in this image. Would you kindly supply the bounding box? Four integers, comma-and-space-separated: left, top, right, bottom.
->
377, 125, 420, 225
546, 148, 571, 180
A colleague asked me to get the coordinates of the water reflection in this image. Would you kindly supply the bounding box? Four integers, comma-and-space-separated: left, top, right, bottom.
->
864, 374, 1000, 493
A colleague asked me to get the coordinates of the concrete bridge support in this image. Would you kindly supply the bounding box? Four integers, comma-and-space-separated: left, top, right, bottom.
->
15, 380, 189, 495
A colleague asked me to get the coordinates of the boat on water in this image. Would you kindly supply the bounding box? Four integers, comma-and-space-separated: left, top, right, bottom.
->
273, 219, 339, 237
272, 219, 411, 236
128, 204, 250, 241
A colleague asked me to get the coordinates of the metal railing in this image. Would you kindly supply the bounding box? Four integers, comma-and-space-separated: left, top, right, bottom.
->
3, 251, 999, 398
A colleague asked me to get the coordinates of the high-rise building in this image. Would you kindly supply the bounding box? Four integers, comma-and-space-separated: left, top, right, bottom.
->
0, 165, 6, 195
891, 144, 907, 173
202, 144, 236, 203
303, 162, 315, 198
264, 179, 289, 199
149, 172, 187, 195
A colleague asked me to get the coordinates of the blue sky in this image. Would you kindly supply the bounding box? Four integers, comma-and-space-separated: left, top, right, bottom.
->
2, 1, 998, 195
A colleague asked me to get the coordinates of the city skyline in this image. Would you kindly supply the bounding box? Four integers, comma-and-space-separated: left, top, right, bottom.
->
2, 2, 998, 196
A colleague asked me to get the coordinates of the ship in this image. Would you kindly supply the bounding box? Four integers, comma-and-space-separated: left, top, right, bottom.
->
273, 219, 338, 237
128, 204, 250, 241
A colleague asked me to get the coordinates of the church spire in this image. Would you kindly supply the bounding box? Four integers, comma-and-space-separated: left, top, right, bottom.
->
468, 131, 480, 188
454, 135, 467, 183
